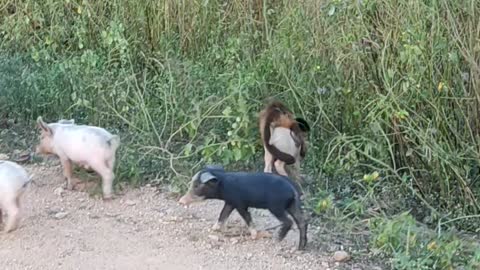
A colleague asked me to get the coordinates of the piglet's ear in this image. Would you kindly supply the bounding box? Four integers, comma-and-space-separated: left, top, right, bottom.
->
199, 171, 217, 184
36, 116, 52, 135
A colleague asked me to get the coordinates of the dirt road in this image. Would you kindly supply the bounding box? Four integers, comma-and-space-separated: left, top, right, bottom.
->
1, 163, 333, 270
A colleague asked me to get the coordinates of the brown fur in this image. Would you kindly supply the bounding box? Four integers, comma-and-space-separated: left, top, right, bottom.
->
259, 101, 309, 180
260, 102, 296, 164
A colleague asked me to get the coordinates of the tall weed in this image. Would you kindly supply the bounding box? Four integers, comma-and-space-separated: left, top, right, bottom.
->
0, 0, 479, 235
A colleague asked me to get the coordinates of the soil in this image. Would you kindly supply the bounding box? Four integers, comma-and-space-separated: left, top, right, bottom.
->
0, 162, 344, 270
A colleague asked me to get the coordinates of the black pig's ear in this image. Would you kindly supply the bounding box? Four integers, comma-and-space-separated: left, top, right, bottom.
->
199, 171, 217, 184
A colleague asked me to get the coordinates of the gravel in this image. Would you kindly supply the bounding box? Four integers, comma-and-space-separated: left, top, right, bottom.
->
0, 163, 334, 270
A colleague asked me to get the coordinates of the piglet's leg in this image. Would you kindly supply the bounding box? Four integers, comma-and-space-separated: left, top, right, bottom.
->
236, 208, 259, 240
3, 197, 20, 233
90, 161, 115, 200
60, 158, 74, 190
213, 203, 234, 232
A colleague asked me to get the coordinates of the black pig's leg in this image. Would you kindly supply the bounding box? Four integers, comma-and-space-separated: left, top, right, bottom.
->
212, 203, 234, 232
287, 201, 308, 250
270, 208, 293, 242
236, 208, 258, 239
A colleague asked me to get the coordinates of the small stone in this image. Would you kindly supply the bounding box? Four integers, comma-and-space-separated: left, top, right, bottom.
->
230, 238, 239, 244
165, 216, 183, 222
333, 250, 351, 262
208, 234, 220, 242
54, 187, 64, 196
54, 212, 69, 220
105, 212, 119, 217
125, 200, 137, 206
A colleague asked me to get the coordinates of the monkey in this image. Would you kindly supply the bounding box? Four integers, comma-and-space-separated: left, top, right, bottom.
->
258, 100, 310, 183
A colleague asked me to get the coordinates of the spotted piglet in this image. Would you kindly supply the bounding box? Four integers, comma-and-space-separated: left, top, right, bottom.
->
35, 117, 120, 200
0, 161, 32, 233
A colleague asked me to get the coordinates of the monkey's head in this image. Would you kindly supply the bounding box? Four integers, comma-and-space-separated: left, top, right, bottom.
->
295, 118, 310, 133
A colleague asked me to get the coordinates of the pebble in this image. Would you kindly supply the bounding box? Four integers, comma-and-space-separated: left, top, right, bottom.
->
54, 212, 69, 220
125, 200, 137, 206
333, 250, 351, 262
208, 234, 220, 242
54, 187, 64, 196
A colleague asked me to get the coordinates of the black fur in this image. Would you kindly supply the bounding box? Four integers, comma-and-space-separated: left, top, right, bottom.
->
295, 117, 310, 133
190, 167, 308, 250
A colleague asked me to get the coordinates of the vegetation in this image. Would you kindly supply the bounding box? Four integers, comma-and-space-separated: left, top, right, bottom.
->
0, 0, 479, 268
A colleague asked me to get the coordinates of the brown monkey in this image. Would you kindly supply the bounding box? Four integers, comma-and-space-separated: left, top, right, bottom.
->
259, 101, 310, 181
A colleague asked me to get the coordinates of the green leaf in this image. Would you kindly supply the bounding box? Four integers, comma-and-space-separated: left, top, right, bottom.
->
31, 50, 40, 62
328, 6, 336, 16
184, 143, 193, 156
233, 148, 242, 161
387, 69, 395, 79
222, 106, 232, 116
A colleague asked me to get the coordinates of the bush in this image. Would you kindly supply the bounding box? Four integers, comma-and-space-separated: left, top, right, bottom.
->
370, 212, 480, 269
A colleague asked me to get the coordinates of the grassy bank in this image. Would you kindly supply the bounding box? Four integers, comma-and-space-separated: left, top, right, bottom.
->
1, 0, 479, 268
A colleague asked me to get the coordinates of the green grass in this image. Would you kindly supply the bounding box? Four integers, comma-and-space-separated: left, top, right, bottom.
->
1, 0, 480, 268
